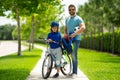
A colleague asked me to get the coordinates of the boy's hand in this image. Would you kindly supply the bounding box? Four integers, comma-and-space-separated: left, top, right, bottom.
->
47, 39, 52, 42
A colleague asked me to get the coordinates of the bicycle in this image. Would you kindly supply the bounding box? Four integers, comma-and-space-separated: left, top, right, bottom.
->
40, 38, 72, 79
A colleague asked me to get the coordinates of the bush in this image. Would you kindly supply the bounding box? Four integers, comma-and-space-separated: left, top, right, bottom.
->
80, 30, 120, 55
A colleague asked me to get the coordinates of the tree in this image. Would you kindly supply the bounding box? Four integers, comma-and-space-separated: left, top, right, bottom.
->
0, 0, 64, 55
0, 0, 41, 56
0, 24, 15, 40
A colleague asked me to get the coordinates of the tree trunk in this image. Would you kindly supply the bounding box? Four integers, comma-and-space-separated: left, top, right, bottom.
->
90, 31, 93, 49
84, 31, 86, 48
112, 25, 115, 54
93, 27, 96, 50
98, 25, 101, 51
29, 41, 32, 51
31, 15, 34, 49
101, 25, 104, 51
29, 15, 35, 51
16, 7, 21, 56
108, 25, 111, 52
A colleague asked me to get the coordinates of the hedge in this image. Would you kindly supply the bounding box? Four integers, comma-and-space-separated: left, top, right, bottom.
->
80, 30, 120, 55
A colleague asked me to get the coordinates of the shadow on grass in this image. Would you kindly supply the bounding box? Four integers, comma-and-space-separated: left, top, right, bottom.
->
0, 49, 41, 80
0, 68, 30, 80
0, 54, 40, 60
94, 56, 120, 63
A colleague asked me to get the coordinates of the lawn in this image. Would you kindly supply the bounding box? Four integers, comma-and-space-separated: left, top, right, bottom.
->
0, 49, 42, 80
36, 43, 120, 80
1, 43, 120, 80
78, 48, 120, 80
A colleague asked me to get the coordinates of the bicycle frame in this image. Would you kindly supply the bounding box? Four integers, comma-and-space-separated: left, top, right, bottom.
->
40, 38, 72, 79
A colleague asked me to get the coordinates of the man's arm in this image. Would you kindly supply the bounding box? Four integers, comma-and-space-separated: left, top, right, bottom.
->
64, 26, 68, 37
70, 23, 86, 38
64, 26, 67, 34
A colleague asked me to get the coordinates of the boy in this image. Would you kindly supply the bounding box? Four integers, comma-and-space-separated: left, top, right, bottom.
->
46, 21, 62, 78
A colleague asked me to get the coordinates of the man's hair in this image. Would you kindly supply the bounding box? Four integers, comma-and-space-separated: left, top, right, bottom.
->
68, 4, 76, 10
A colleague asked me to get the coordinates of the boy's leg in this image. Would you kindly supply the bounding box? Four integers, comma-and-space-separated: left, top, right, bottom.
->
54, 47, 62, 70
56, 67, 60, 73
53, 67, 60, 78
53, 47, 62, 78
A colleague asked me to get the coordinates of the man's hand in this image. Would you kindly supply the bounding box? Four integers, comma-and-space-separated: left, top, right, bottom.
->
70, 33, 76, 38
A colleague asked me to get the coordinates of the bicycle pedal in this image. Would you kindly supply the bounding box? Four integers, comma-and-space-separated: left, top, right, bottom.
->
63, 62, 67, 64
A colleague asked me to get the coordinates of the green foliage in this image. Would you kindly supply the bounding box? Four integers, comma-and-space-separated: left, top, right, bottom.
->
78, 0, 120, 54
12, 27, 18, 40
20, 0, 63, 40
81, 30, 120, 54
78, 0, 120, 35
0, 0, 63, 40
0, 24, 16, 40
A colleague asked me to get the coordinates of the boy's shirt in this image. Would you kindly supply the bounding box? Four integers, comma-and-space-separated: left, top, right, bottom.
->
47, 32, 61, 49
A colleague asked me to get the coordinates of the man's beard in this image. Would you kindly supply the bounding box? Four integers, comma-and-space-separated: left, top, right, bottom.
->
69, 12, 75, 16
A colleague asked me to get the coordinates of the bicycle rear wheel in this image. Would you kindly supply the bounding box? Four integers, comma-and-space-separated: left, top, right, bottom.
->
60, 52, 72, 76
42, 54, 53, 79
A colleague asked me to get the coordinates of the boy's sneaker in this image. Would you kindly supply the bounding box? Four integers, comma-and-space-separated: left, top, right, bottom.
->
72, 74, 77, 79
53, 73, 59, 78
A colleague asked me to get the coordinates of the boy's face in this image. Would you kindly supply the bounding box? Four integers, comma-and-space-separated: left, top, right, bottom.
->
51, 26, 58, 32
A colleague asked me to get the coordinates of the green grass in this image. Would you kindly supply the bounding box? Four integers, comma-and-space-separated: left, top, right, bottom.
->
36, 43, 120, 80
0, 49, 42, 80
3, 42, 119, 80
78, 48, 120, 80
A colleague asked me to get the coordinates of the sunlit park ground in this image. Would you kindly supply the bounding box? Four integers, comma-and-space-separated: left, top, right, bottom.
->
0, 48, 42, 80
0, 42, 120, 80
78, 48, 120, 80
0, 0, 120, 80
36, 43, 120, 80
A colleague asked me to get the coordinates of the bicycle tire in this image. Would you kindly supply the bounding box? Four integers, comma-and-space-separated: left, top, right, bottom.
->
42, 54, 53, 79
60, 52, 72, 76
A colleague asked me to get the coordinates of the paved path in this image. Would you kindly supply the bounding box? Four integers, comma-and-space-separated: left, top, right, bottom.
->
26, 45, 89, 80
0, 41, 89, 80
0, 41, 26, 57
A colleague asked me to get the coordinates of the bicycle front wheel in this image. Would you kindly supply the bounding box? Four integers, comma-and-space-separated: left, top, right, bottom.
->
60, 52, 72, 76
42, 54, 53, 79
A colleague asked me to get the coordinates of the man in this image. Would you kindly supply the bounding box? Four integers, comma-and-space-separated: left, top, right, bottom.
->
64, 4, 86, 78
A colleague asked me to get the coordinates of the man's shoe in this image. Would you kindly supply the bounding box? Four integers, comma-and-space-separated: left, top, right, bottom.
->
53, 73, 59, 78
72, 74, 77, 79
67, 73, 72, 76
66, 73, 72, 78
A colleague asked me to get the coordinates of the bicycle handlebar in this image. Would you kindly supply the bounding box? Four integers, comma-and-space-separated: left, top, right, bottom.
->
38, 37, 59, 44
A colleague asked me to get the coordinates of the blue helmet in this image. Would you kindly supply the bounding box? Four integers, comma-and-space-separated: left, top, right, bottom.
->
50, 21, 59, 27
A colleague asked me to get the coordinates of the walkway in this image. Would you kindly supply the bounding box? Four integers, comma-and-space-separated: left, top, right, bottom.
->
26, 45, 89, 80
0, 41, 26, 57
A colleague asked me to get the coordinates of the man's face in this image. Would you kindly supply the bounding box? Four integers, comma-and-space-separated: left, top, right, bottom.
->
69, 7, 76, 16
